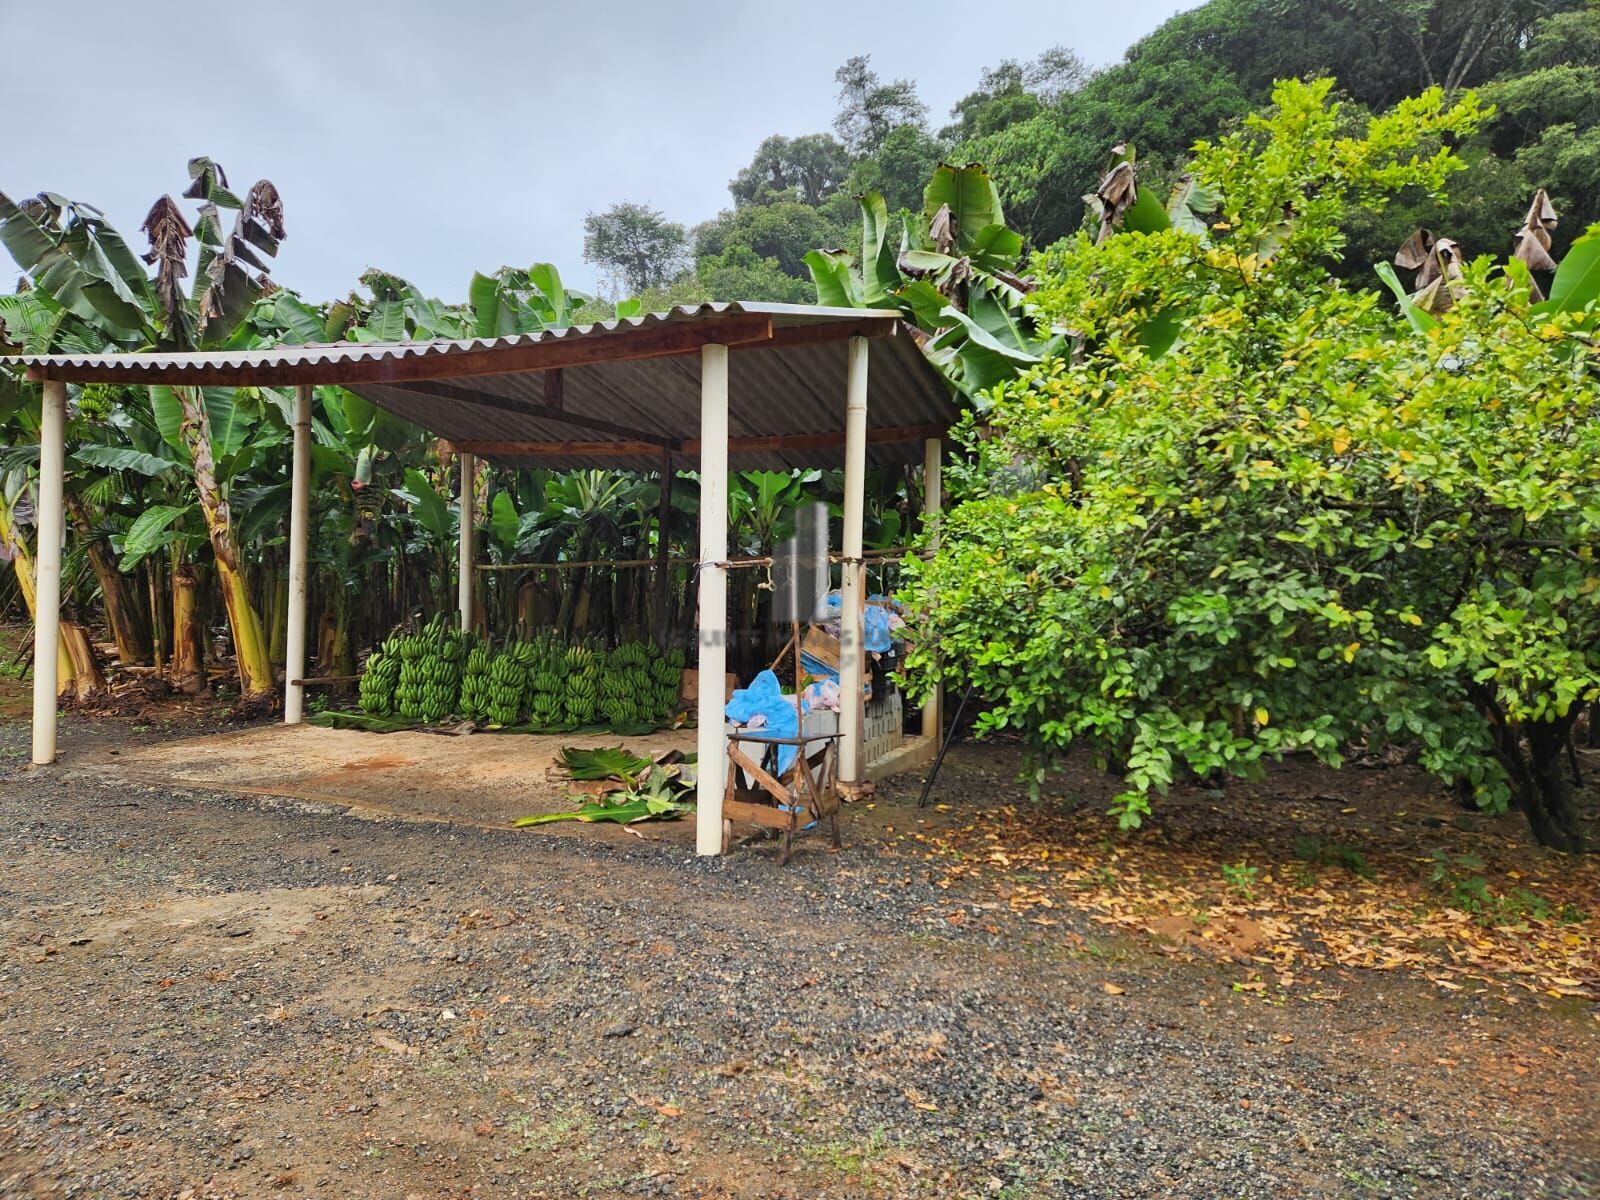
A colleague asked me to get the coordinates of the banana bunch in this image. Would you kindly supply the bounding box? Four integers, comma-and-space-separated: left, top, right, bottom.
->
563, 647, 600, 725
508, 640, 540, 672
457, 645, 494, 720
528, 690, 563, 727
358, 653, 401, 714
484, 651, 527, 725
390, 616, 465, 722
650, 656, 683, 720
611, 641, 650, 669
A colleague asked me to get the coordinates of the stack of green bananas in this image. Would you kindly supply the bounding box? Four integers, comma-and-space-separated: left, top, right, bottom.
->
359, 625, 685, 730
563, 645, 600, 725
458, 644, 494, 720
358, 652, 401, 714
392, 616, 464, 723
595, 641, 646, 726
649, 655, 683, 721
484, 650, 527, 725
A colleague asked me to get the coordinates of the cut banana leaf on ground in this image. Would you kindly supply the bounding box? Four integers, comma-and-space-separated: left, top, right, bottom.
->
558, 745, 655, 781
514, 794, 694, 827
309, 711, 420, 734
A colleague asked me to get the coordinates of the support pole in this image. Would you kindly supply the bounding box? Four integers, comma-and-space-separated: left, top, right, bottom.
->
284, 384, 312, 725
653, 452, 674, 654
32, 380, 66, 765
920, 437, 943, 744
696, 343, 730, 856
839, 336, 869, 784
458, 452, 476, 634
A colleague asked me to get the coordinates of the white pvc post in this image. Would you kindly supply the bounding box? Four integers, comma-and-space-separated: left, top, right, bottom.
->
458, 452, 476, 634
695, 343, 730, 856
284, 384, 312, 725
32, 380, 66, 765
920, 436, 943, 744
839, 336, 869, 784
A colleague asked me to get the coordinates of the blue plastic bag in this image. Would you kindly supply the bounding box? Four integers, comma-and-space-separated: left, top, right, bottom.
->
725, 669, 808, 775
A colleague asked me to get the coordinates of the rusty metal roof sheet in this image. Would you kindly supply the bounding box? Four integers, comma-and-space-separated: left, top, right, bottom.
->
2, 302, 958, 469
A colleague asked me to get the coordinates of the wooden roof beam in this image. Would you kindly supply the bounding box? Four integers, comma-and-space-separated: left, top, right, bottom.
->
449, 422, 948, 461
383, 379, 679, 448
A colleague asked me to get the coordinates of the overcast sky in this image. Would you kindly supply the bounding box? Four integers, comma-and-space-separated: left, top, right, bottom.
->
3, 0, 1194, 304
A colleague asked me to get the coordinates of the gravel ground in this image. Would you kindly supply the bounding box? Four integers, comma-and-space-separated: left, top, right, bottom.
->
1, 715, 1595, 1199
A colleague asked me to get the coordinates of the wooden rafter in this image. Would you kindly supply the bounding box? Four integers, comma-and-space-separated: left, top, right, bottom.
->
448, 422, 948, 461
394, 379, 676, 448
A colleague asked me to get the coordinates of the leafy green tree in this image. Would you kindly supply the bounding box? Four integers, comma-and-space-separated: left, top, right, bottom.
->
845, 125, 946, 216
1339, 0, 1566, 97
582, 202, 689, 296
943, 48, 1090, 141
694, 200, 844, 279
899, 80, 1600, 853
833, 55, 929, 158
954, 0, 1588, 255
695, 245, 815, 303
730, 134, 852, 207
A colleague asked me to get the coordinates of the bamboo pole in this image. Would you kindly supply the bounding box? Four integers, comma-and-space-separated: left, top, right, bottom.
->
696, 343, 730, 856
32, 380, 65, 765
654, 455, 674, 654
472, 547, 928, 572
284, 384, 312, 725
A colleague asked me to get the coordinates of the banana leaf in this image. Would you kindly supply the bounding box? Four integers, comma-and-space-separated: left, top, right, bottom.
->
513, 794, 694, 828
310, 710, 420, 733
558, 745, 654, 780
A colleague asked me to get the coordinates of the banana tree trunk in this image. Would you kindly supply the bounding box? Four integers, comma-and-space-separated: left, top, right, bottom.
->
145, 558, 169, 673
556, 533, 593, 637
174, 386, 274, 697
61, 623, 104, 700
67, 497, 150, 666
267, 574, 288, 666
0, 501, 77, 694
170, 562, 205, 694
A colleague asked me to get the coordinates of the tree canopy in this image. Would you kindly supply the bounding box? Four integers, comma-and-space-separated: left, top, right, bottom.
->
903, 78, 1600, 852
582, 202, 689, 296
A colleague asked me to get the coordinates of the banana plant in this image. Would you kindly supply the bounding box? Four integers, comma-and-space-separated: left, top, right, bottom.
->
1, 288, 158, 672
0, 157, 290, 696
806, 163, 1067, 397
469, 262, 590, 336
1377, 194, 1600, 331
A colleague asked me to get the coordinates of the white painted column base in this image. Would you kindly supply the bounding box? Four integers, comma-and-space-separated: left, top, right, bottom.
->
31, 380, 66, 765
284, 384, 312, 725
839, 337, 869, 783
920, 436, 943, 742
695, 343, 730, 855
458, 452, 476, 634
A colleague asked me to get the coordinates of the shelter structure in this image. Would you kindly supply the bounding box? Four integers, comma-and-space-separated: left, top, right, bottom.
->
8, 302, 956, 854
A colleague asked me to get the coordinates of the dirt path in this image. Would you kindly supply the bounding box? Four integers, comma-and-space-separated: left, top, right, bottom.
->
1, 714, 1596, 1198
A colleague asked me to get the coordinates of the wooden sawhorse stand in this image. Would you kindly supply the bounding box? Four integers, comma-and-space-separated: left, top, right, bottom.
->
722, 731, 843, 865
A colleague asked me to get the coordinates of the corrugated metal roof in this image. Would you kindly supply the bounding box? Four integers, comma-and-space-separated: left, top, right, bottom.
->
6, 303, 895, 379
1, 301, 959, 469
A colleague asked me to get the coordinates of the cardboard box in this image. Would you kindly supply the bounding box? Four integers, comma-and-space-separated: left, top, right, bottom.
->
680, 669, 738, 704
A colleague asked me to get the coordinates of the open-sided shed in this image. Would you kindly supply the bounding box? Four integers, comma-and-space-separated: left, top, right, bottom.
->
8, 302, 956, 854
